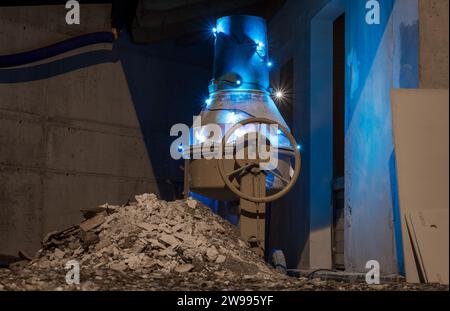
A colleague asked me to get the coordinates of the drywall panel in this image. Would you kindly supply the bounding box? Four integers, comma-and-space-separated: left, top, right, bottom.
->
391, 88, 449, 283
408, 209, 449, 284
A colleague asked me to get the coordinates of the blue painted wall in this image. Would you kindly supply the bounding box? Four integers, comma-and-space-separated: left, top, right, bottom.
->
268, 0, 419, 273
345, 0, 397, 273
345, 0, 419, 274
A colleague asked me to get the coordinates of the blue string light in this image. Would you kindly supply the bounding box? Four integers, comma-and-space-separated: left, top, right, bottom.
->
256, 40, 265, 50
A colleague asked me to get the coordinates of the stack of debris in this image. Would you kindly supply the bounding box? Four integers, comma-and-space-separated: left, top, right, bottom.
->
30, 194, 277, 278
0, 194, 448, 291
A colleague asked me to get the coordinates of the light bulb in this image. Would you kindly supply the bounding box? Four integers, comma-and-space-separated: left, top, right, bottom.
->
275, 91, 284, 99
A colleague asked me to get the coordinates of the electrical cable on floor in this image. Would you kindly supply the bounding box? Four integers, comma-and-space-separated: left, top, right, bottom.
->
306, 269, 338, 279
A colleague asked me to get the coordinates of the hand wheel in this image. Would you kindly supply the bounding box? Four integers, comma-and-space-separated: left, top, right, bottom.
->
217, 117, 301, 203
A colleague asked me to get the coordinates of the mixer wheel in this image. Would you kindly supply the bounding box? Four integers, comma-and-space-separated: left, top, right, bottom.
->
217, 118, 301, 203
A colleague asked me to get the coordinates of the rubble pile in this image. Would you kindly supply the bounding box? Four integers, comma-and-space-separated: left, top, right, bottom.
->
33, 194, 275, 276
0, 194, 448, 291
1, 194, 296, 290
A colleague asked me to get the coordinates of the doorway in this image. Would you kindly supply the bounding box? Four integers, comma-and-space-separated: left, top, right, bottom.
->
310, 0, 346, 269
332, 13, 346, 270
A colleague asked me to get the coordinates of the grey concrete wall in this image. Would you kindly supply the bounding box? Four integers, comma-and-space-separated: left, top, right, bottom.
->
419, 0, 449, 88
0, 4, 211, 256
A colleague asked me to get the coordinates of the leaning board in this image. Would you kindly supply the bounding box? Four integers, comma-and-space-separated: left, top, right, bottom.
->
391, 89, 449, 284
407, 209, 449, 284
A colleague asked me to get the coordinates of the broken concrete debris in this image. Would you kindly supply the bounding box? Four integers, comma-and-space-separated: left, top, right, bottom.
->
175, 264, 195, 273
185, 198, 197, 209
216, 255, 226, 264
79, 211, 107, 232
206, 246, 219, 262
22, 194, 277, 280
1, 194, 448, 291
53, 248, 65, 260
